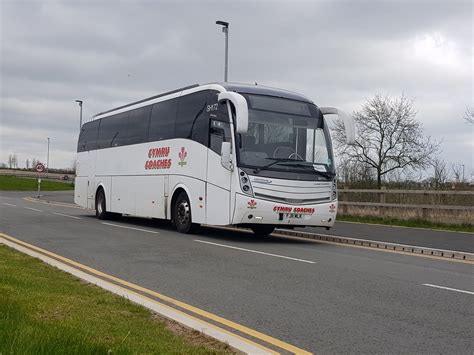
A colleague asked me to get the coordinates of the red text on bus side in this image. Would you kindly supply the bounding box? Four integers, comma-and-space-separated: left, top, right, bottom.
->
145, 159, 172, 170
273, 206, 315, 214
148, 146, 170, 158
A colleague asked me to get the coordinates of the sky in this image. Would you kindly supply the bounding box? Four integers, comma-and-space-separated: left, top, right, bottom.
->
1, 0, 472, 178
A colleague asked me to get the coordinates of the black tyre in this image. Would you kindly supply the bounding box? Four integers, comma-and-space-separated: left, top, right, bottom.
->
173, 192, 194, 234
251, 225, 275, 236
95, 189, 108, 219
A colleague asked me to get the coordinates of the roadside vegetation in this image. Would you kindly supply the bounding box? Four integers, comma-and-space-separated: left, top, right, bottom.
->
337, 215, 473, 233
0, 175, 73, 191
0, 245, 233, 354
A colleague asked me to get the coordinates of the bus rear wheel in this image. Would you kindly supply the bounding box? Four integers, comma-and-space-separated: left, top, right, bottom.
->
251, 225, 275, 236
173, 192, 194, 234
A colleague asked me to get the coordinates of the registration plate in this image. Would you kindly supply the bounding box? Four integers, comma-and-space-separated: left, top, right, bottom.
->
284, 213, 304, 219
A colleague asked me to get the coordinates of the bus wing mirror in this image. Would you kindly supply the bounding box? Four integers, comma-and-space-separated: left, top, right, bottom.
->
220, 141, 233, 171
320, 107, 356, 145
218, 92, 248, 134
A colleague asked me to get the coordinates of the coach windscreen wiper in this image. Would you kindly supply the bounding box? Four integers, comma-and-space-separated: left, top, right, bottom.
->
278, 162, 335, 179
253, 158, 305, 174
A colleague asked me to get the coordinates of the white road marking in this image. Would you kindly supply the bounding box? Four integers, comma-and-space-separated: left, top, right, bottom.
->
422, 284, 474, 295
102, 222, 159, 234
24, 207, 43, 212
194, 239, 316, 264
2, 203, 17, 207
52, 212, 82, 220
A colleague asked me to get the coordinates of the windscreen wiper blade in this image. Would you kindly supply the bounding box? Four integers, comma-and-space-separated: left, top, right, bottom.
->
278, 162, 335, 179
253, 158, 305, 174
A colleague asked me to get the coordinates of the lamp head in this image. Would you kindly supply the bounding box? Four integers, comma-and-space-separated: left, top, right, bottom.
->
216, 20, 229, 27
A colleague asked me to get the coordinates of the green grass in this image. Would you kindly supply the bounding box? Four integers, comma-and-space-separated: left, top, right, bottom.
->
0, 245, 233, 354
337, 215, 474, 233
0, 175, 74, 191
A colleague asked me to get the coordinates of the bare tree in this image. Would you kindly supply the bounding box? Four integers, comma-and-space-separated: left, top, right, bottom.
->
463, 107, 473, 124
451, 163, 465, 183
432, 158, 448, 188
333, 94, 440, 189
338, 157, 375, 187
8, 154, 13, 169
26, 158, 30, 170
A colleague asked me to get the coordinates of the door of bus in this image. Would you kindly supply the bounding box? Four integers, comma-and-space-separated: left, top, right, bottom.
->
205, 100, 233, 225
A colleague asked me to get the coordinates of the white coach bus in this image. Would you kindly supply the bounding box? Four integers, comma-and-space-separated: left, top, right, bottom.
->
75, 83, 355, 235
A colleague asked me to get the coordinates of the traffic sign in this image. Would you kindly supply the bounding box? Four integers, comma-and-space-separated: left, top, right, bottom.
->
35, 162, 45, 173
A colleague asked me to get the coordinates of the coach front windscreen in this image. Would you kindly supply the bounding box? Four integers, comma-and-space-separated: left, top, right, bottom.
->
237, 94, 335, 179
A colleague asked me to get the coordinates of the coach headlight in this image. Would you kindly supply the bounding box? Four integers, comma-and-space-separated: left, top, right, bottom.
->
239, 169, 254, 196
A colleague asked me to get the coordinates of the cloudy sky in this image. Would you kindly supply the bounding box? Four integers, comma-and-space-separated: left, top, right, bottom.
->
1, 0, 472, 177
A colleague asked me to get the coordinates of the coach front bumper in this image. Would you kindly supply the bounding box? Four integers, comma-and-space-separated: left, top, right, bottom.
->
232, 193, 338, 227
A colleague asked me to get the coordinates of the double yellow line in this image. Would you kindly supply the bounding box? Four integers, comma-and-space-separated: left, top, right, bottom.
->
0, 232, 311, 355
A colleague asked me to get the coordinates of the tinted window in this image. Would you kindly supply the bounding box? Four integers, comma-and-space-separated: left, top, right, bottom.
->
207, 90, 230, 122
175, 91, 209, 141
77, 120, 100, 152
97, 112, 130, 149
246, 94, 312, 116
149, 98, 179, 141
126, 105, 152, 145
209, 119, 232, 154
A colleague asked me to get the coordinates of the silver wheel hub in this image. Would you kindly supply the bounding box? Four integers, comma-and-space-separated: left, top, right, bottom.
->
176, 200, 190, 226
98, 195, 103, 214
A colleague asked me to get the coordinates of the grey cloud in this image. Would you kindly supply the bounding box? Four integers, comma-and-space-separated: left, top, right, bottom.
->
1, 0, 472, 174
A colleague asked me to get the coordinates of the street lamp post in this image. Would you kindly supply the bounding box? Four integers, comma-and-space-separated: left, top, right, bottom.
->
216, 20, 229, 82
75, 99, 83, 130
47, 137, 50, 178
461, 164, 465, 183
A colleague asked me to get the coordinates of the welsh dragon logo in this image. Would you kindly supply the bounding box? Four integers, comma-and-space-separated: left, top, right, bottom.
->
178, 147, 187, 167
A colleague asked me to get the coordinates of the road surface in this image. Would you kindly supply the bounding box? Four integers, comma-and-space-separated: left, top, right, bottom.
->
34, 191, 474, 252
1, 191, 473, 353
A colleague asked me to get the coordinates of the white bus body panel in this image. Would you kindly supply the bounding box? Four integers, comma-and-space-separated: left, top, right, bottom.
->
231, 176, 337, 227
75, 150, 95, 208
76, 138, 220, 224
205, 150, 232, 225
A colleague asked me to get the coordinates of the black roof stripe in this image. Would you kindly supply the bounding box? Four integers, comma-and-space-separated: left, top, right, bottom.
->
93, 84, 199, 118
92, 82, 314, 119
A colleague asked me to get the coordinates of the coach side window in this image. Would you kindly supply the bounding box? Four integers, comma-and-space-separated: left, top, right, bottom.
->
149, 98, 179, 141
176, 91, 209, 145
209, 120, 232, 154
208, 91, 231, 154
77, 120, 100, 152
97, 112, 129, 149
126, 105, 152, 145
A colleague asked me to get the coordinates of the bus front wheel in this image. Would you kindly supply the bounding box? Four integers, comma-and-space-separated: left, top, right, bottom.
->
96, 189, 108, 220
95, 189, 119, 220
251, 225, 275, 236
173, 192, 194, 234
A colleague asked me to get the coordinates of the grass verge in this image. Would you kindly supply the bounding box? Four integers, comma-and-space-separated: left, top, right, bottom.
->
0, 245, 233, 354
337, 214, 473, 233
0, 175, 73, 191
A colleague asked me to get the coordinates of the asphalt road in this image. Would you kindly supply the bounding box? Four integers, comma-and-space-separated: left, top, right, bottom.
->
35, 191, 474, 253
1, 191, 473, 353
